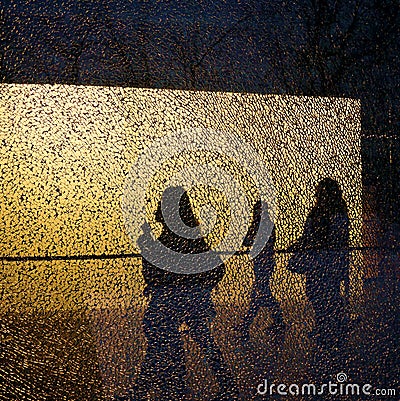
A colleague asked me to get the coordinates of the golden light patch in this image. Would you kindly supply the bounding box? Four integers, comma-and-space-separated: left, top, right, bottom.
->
0, 84, 361, 313
0, 84, 362, 398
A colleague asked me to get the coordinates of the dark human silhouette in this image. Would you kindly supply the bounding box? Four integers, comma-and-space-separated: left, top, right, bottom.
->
130, 187, 238, 401
238, 200, 285, 345
287, 178, 350, 357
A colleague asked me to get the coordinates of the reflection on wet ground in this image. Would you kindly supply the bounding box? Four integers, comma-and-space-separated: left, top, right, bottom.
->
1, 276, 397, 400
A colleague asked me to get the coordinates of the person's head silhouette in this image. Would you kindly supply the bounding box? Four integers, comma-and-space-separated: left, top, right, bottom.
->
314, 178, 347, 217
155, 186, 199, 235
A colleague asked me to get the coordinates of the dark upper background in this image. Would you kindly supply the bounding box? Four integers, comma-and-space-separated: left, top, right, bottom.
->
1, 0, 399, 227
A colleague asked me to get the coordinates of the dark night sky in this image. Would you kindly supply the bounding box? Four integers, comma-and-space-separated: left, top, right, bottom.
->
1, 0, 400, 217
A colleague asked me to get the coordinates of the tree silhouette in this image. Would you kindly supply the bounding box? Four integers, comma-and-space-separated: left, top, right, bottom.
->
258, 0, 400, 97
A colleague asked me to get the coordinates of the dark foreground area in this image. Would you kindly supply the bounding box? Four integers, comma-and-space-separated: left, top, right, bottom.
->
0, 277, 398, 401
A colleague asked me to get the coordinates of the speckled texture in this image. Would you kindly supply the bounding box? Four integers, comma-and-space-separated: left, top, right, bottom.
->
4, 85, 394, 401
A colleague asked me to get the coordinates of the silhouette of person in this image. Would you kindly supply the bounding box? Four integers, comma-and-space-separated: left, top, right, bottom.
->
287, 178, 350, 354
238, 200, 285, 345
131, 187, 238, 401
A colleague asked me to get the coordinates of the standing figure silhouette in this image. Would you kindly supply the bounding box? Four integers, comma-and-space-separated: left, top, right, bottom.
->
287, 178, 350, 356
238, 200, 285, 345
131, 187, 238, 401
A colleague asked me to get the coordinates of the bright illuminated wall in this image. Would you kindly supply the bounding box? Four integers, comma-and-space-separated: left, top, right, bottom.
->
0, 84, 362, 398
0, 84, 362, 314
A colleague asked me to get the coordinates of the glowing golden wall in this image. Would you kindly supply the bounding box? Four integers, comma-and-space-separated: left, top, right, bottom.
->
0, 84, 361, 313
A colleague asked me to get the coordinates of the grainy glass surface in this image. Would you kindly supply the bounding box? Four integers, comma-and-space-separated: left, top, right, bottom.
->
0, 1, 398, 399
0, 85, 380, 401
